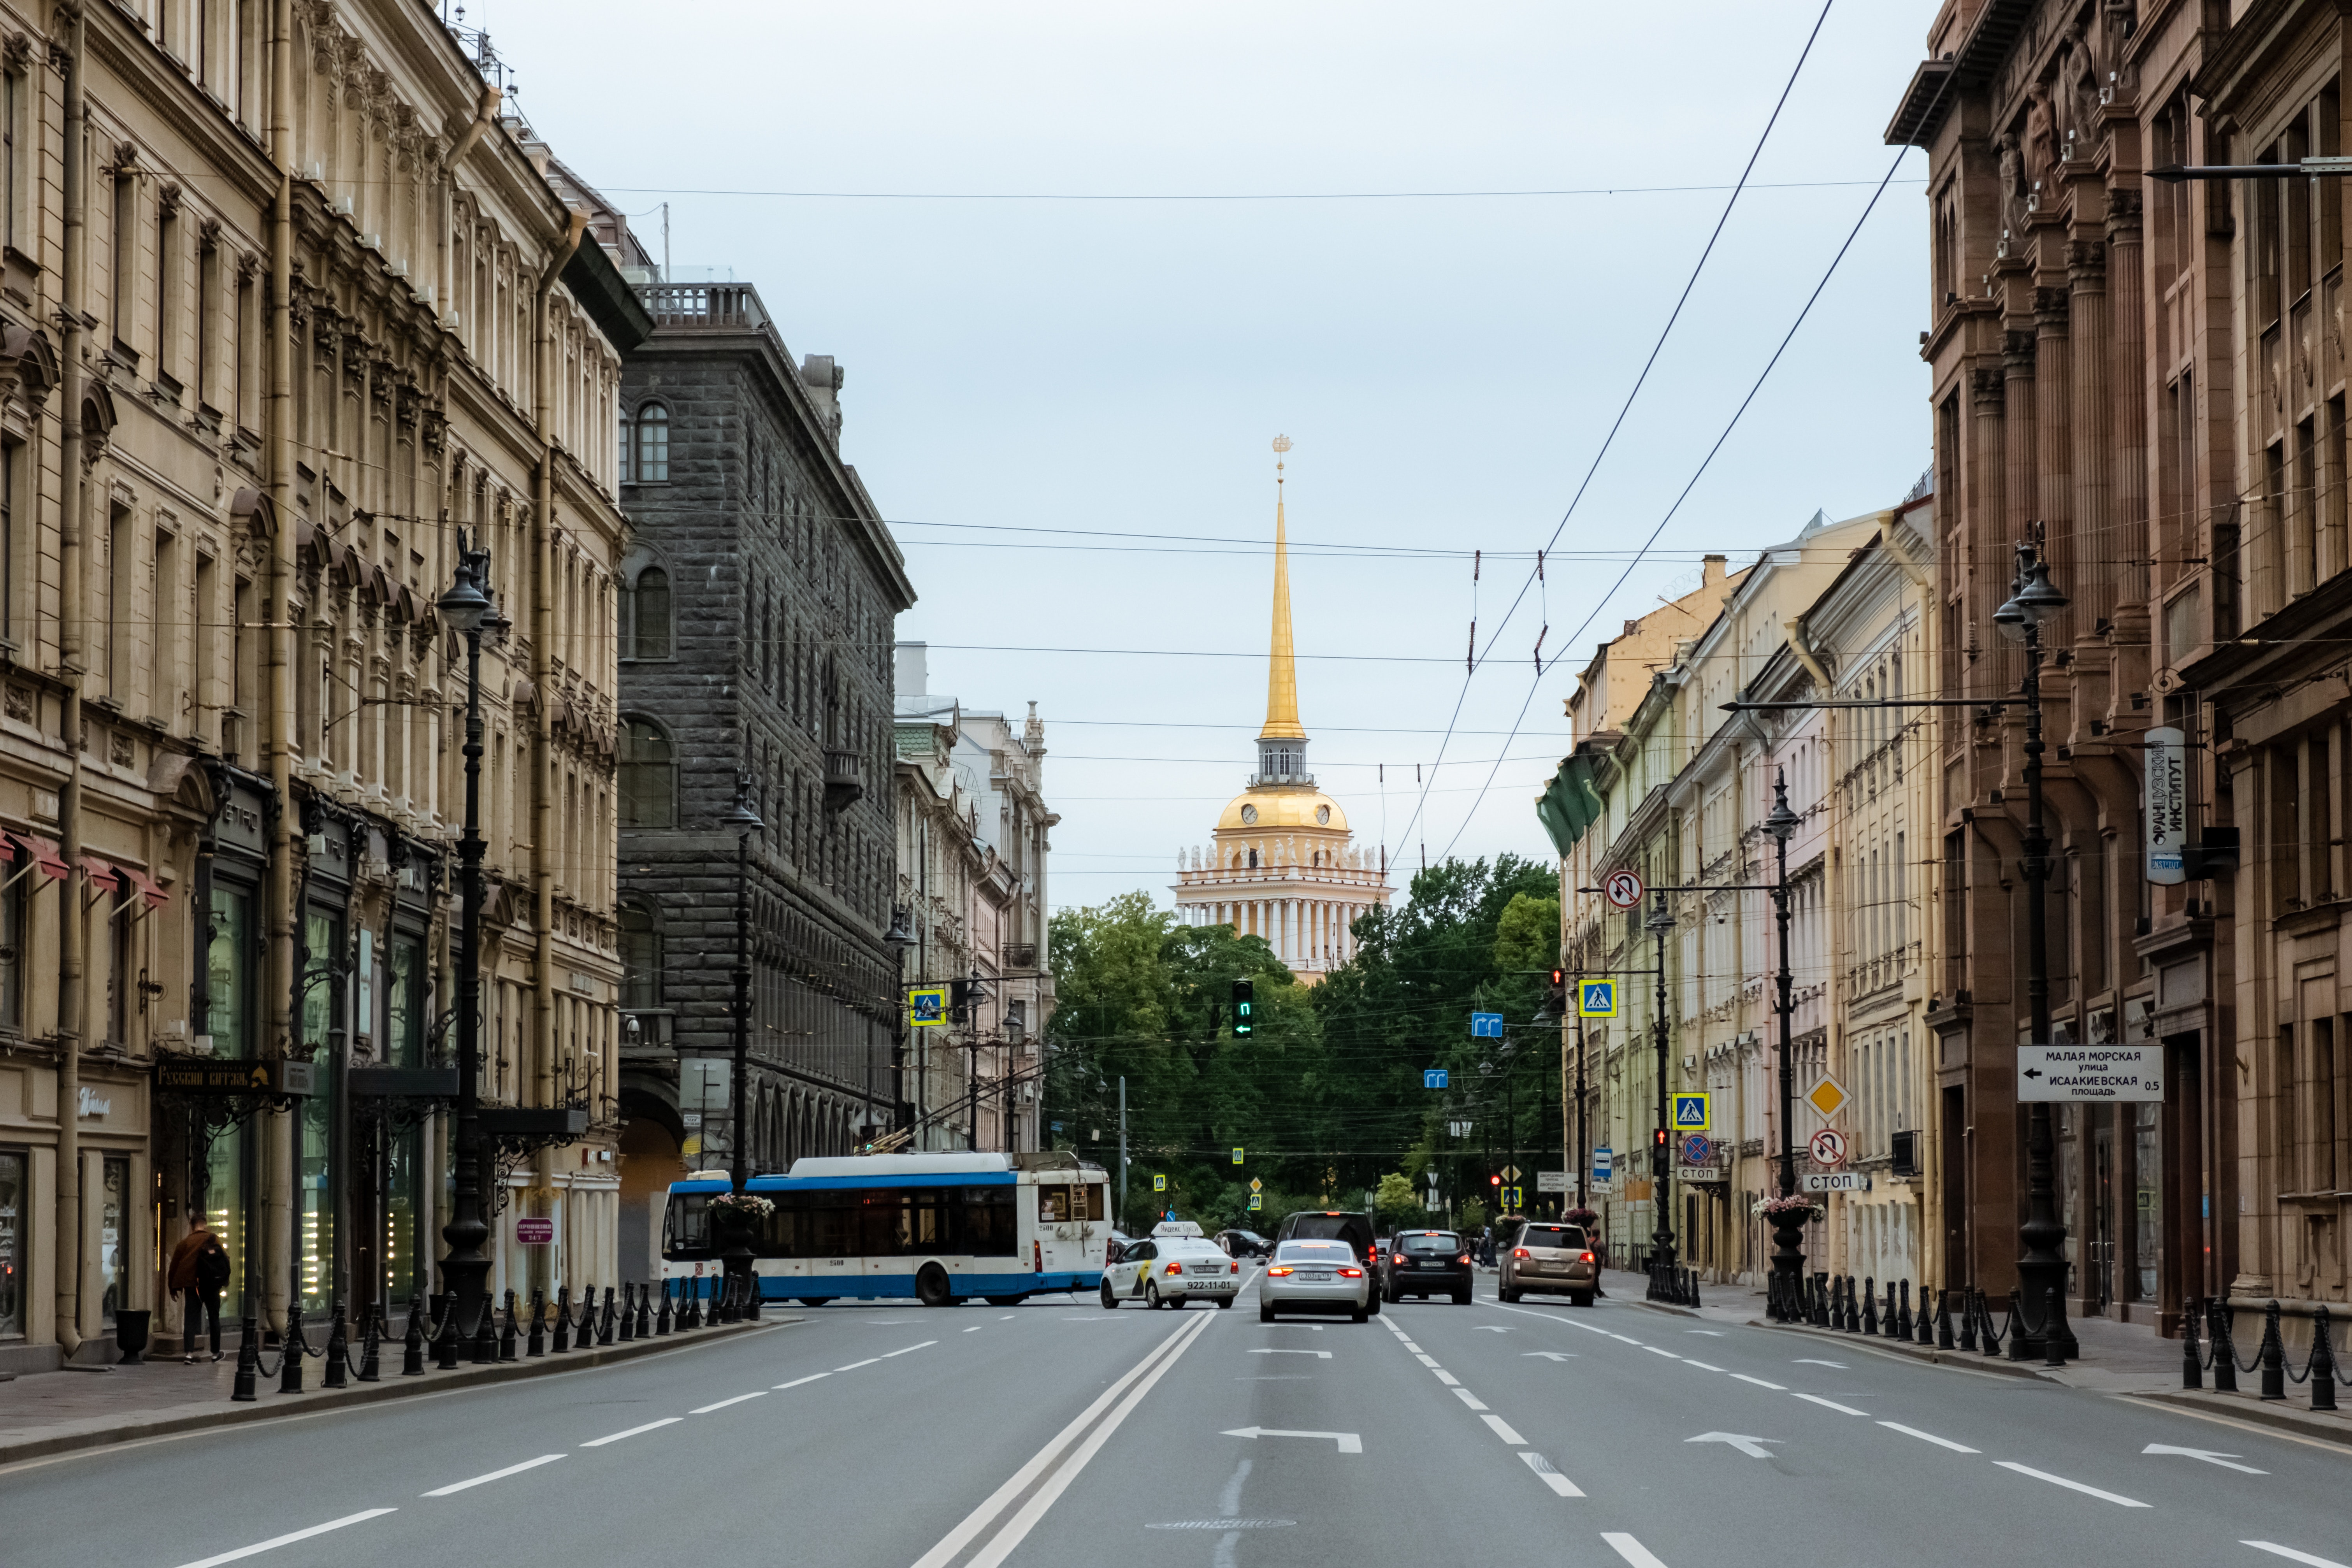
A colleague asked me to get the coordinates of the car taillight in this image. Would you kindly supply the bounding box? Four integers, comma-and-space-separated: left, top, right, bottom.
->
1581, 1251, 1595, 1264
1512, 1247, 1530, 1259
1457, 1255, 1471, 1265
1230, 1261, 1240, 1275
1166, 1261, 1183, 1275
1392, 1253, 1407, 1265
1338, 1267, 1363, 1278
1268, 1266, 1294, 1277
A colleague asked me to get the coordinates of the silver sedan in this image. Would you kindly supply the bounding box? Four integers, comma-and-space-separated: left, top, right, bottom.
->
1258, 1240, 1370, 1322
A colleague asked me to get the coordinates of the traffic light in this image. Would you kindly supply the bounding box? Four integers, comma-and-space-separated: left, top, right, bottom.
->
1231, 979, 1255, 1036
1490, 1173, 1501, 1189
1544, 967, 1568, 1019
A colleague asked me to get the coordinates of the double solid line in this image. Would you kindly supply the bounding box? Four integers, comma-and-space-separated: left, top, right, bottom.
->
909, 1308, 1217, 1568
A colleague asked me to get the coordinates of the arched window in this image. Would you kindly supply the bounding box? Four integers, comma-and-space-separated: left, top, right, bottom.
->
619, 901, 662, 1008
634, 401, 670, 483
631, 566, 672, 660
618, 717, 676, 828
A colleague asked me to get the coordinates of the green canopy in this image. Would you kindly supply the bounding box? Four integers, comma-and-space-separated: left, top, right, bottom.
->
1535, 755, 1605, 858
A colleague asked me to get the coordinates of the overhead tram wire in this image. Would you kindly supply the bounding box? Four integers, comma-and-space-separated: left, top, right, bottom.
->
1430, 49, 1966, 863
592, 177, 1922, 203
1387, 0, 1839, 862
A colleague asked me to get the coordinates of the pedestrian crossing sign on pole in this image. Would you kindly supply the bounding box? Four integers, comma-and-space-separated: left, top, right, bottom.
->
1232, 1147, 1245, 1165
1153, 1174, 1167, 1193
1671, 1093, 1712, 1132
1578, 980, 1617, 1018
908, 987, 947, 1027
1247, 1194, 1262, 1211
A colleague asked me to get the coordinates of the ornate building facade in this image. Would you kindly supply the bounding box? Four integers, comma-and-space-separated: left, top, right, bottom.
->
0, 0, 643, 1372
1173, 446, 1388, 978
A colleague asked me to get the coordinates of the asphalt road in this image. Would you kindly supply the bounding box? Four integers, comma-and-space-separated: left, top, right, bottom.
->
5, 1277, 2348, 1568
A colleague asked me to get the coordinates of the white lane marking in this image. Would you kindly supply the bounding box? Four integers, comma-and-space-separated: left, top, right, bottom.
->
1607, 1334, 1643, 1345
1687, 1330, 1727, 1337
1604, 1532, 1673, 1568
836, 1357, 882, 1370
1476, 1326, 1512, 1333
1730, 1374, 1787, 1390
1878, 1422, 1980, 1453
1249, 1348, 1332, 1358
423, 1454, 564, 1496
1686, 1432, 1777, 1457
2143, 1443, 2267, 1473
1433, 1370, 1461, 1386
1486, 1300, 1616, 1333
913, 1312, 1211, 1568
580, 1417, 683, 1447
172, 1510, 400, 1568
1518, 1451, 1584, 1498
1524, 1352, 1577, 1361
1221, 1426, 1362, 1453
964, 1326, 984, 1333
1793, 1359, 1847, 1368
690, 1392, 767, 1414
1415, 1354, 1441, 1367
774, 1373, 830, 1389
1452, 1388, 1490, 1411
1993, 1461, 2151, 1507
1265, 1324, 1325, 1329
2244, 1544, 2352, 1568
1790, 1394, 1868, 1415
1399, 1341, 1423, 1352
1643, 1347, 1681, 1359
1683, 1361, 1725, 1371
1480, 1413, 1528, 1445
999, 1314, 1016, 1320
885, 1341, 938, 1357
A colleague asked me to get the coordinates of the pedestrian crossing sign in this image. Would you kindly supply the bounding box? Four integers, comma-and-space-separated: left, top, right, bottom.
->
1578, 980, 1617, 1018
1247, 1194, 1263, 1211
1672, 1093, 1711, 1132
1153, 1174, 1167, 1192
908, 987, 947, 1027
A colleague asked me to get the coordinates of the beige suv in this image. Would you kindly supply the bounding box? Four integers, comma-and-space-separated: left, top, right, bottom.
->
1497, 1221, 1597, 1306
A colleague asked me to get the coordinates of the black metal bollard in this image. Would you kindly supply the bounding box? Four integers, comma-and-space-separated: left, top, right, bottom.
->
1687, 1270, 1700, 1311
500, 1290, 520, 1361
688, 1278, 705, 1330
323, 1300, 350, 1390
1936, 1287, 1956, 1350
1956, 1286, 1978, 1353
402, 1295, 428, 1376
2182, 1295, 2203, 1390
602, 1287, 619, 1345
357, 1301, 382, 1383
554, 1287, 574, 1353
619, 1283, 638, 1342
1896, 1280, 1913, 1341
434, 1292, 462, 1370
2007, 1288, 2032, 1362
231, 1314, 261, 1401
2310, 1303, 2338, 1413
1916, 1284, 1934, 1345
2210, 1299, 2239, 1394
471, 1296, 498, 1365
638, 1283, 655, 1337
527, 1289, 546, 1357
279, 1303, 307, 1394
2044, 1288, 2066, 1368
2260, 1299, 2287, 1401
1882, 1281, 1899, 1340
1843, 1276, 1859, 1333
1861, 1278, 1878, 1336
657, 1279, 675, 1335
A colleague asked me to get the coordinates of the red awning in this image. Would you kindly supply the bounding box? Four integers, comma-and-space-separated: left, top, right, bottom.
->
116, 865, 170, 909
13, 832, 70, 881
76, 856, 170, 908
79, 855, 125, 895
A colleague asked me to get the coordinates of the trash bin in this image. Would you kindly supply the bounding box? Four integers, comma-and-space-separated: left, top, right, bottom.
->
115, 1309, 151, 1364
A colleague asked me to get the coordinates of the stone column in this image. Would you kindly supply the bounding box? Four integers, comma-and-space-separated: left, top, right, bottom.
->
2106, 190, 2148, 622
2067, 239, 2110, 627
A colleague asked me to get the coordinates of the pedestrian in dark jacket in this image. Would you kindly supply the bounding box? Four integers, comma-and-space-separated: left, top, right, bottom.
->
168, 1228, 231, 1362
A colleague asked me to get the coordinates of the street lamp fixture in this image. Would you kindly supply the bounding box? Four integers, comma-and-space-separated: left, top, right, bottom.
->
724, 782, 764, 1320
434, 538, 494, 1348
1997, 539, 2076, 1359
1643, 894, 1677, 1302
1763, 768, 1805, 1320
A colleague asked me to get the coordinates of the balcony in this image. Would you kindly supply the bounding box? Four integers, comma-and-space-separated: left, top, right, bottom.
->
634, 283, 769, 332
824, 748, 864, 811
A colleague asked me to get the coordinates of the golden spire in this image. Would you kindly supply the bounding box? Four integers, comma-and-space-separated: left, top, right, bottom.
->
1260, 435, 1306, 741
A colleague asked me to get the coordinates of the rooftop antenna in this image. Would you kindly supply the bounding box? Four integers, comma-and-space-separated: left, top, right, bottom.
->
662, 201, 671, 283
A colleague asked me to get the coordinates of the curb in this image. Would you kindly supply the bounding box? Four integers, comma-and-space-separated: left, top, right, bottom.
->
2122, 1386, 2352, 1447
0, 1316, 797, 1468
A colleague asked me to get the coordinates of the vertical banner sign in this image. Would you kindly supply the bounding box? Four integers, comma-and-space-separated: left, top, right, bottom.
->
2144, 726, 2187, 885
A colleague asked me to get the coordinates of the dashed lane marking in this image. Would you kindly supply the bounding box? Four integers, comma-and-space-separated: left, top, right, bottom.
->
1730, 1374, 1787, 1390
1603, 1532, 1672, 1568
171, 1510, 400, 1568
423, 1454, 564, 1496
885, 1341, 938, 1357
1480, 1413, 1527, 1445
1432, 1370, 1461, 1386
1642, 1347, 1681, 1359
1683, 1361, 1725, 1371
1452, 1388, 1490, 1412
690, 1392, 767, 1414
1878, 1421, 1979, 1453
964, 1326, 984, 1332
835, 1358, 882, 1370
580, 1418, 683, 1447
1790, 1394, 1868, 1416
773, 1373, 829, 1389
1248, 1349, 1332, 1358
2243, 1544, 2352, 1568
1518, 1451, 1584, 1497
1993, 1461, 2150, 1507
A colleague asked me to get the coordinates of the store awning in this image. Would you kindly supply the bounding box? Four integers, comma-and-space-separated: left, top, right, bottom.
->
79, 855, 170, 909
7, 831, 71, 881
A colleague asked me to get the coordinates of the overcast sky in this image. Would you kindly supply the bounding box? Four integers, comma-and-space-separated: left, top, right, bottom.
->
481, 0, 1935, 913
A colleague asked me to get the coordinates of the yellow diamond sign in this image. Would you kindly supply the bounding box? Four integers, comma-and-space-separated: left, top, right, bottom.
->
1805, 1076, 1848, 1120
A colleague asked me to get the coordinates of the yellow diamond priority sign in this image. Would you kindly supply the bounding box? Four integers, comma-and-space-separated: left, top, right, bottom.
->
1805, 1076, 1848, 1120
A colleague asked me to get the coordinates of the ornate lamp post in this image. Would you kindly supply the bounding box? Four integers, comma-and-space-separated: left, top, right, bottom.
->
1993, 539, 2077, 1359
1762, 769, 1806, 1319
722, 784, 764, 1320
434, 537, 494, 1343
1644, 893, 1677, 1301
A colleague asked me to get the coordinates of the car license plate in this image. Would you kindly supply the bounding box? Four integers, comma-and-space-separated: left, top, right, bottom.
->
1303, 1271, 1332, 1282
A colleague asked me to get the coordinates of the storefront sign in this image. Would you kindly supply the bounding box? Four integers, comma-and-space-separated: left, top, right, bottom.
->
76, 1087, 112, 1118
2017, 1045, 2164, 1102
515, 1217, 555, 1245
2144, 726, 2187, 885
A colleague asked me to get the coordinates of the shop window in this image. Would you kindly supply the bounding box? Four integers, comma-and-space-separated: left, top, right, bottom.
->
0, 1148, 21, 1338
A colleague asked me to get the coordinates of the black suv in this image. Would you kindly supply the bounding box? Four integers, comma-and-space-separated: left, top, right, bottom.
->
1275, 1210, 1382, 1315
1381, 1229, 1472, 1303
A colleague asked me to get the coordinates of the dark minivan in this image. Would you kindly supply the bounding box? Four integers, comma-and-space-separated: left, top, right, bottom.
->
1381, 1229, 1472, 1303
1275, 1211, 1382, 1315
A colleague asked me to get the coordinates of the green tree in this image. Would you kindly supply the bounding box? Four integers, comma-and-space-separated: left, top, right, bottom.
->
1374, 1171, 1421, 1231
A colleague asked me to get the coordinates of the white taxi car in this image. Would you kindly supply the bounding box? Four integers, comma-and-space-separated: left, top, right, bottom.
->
1100, 1233, 1243, 1309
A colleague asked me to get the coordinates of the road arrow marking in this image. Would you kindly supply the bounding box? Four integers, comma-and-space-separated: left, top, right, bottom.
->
1793, 1358, 1847, 1368
1523, 1351, 1578, 1361
1686, 1432, 1777, 1458
1249, 1348, 1333, 1359
2144, 1444, 2268, 1474
1222, 1426, 1362, 1454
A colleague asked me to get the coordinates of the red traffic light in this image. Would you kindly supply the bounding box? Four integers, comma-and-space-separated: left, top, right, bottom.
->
1490, 1174, 1501, 1187
1550, 967, 1565, 985
1653, 1128, 1669, 1147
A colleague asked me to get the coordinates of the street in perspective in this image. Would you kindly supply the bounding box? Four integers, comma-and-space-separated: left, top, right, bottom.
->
4, 2, 2352, 1566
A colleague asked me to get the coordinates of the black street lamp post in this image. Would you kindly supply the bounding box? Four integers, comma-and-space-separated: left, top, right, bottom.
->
1763, 770, 1806, 1319
434, 537, 495, 1343
1993, 539, 2077, 1359
723, 785, 764, 1320
1645, 893, 1677, 1299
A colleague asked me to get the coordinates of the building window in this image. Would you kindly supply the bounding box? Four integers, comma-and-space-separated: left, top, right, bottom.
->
627, 565, 671, 660
617, 406, 631, 484
0, 1147, 21, 1339
619, 717, 676, 828
634, 401, 669, 483
620, 902, 662, 1008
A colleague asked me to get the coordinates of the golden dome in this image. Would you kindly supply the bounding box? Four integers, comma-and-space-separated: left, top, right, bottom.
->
1216, 788, 1349, 834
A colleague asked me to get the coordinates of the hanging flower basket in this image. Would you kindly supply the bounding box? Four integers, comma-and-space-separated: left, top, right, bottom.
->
1563, 1207, 1600, 1230
707, 1192, 774, 1236
1757, 1195, 1820, 1222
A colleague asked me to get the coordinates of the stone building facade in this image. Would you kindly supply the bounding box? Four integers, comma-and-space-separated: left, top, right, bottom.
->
612, 277, 915, 1278
0, 0, 643, 1373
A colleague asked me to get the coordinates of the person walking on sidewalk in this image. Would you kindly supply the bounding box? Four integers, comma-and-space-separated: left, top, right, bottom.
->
167, 1227, 231, 1363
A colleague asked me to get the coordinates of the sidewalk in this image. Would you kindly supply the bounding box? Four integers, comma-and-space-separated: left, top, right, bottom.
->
0, 1315, 790, 1468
